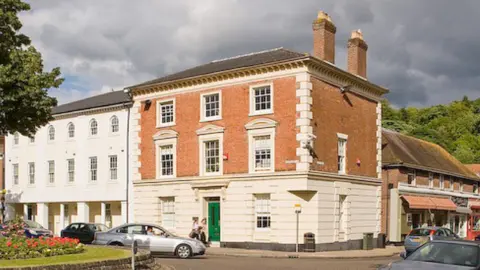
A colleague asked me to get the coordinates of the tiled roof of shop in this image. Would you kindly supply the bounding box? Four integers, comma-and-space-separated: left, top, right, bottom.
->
382, 128, 480, 180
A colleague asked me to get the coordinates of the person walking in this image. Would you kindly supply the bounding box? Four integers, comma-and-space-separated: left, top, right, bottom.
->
0, 197, 5, 224
199, 217, 209, 246
189, 217, 199, 240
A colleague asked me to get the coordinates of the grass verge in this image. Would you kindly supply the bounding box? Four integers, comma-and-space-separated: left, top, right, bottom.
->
0, 246, 131, 268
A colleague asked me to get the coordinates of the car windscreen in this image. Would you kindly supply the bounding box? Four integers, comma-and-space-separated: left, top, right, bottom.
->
407, 242, 479, 267
408, 229, 431, 236
24, 220, 44, 229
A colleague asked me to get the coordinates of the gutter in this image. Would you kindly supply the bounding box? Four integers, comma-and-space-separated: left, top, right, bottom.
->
124, 88, 132, 223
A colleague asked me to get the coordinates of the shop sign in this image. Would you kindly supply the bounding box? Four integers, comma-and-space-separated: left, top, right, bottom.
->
451, 196, 468, 207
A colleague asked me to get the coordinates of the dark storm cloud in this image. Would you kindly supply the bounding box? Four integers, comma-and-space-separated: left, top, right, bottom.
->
20, 0, 480, 106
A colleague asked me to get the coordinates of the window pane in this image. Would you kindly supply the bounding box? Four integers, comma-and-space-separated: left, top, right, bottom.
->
111, 116, 119, 133
160, 145, 174, 176
204, 140, 219, 173
68, 159, 75, 182
204, 93, 219, 118
90, 120, 98, 135
161, 102, 174, 124
90, 157, 97, 181
161, 197, 175, 229
255, 194, 271, 229
48, 161, 55, 183
254, 135, 271, 171
254, 86, 271, 112
109, 155, 118, 180
68, 123, 75, 138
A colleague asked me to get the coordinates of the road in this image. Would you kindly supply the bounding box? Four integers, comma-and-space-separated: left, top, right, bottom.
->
157, 255, 399, 270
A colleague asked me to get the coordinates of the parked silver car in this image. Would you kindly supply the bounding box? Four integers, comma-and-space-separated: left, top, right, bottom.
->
92, 223, 206, 259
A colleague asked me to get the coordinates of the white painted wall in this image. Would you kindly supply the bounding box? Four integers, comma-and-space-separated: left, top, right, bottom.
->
4, 108, 129, 205
133, 177, 381, 245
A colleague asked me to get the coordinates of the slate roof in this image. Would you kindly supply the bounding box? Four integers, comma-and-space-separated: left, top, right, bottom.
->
52, 90, 131, 115
382, 128, 480, 180
130, 48, 307, 88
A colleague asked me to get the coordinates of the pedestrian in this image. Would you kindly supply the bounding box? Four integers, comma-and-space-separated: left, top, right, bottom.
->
189, 217, 199, 239
0, 197, 5, 224
199, 217, 209, 246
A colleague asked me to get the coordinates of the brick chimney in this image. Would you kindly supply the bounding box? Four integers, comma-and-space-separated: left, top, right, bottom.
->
312, 11, 336, 64
347, 29, 368, 78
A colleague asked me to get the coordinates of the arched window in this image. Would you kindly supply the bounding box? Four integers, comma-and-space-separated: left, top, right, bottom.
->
13, 133, 19, 145
48, 126, 55, 141
67, 122, 75, 138
110, 116, 119, 133
90, 119, 98, 135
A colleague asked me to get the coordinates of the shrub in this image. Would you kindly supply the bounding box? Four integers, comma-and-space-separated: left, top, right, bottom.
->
0, 236, 84, 260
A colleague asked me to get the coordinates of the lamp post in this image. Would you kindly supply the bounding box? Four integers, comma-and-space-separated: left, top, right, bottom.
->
295, 204, 302, 253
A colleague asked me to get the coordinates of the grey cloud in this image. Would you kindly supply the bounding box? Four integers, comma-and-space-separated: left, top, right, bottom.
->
20, 0, 480, 107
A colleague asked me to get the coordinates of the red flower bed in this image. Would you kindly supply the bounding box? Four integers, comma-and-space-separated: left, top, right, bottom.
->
0, 218, 85, 260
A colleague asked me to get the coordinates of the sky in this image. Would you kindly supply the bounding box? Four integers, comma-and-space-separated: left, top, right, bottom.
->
19, 0, 480, 107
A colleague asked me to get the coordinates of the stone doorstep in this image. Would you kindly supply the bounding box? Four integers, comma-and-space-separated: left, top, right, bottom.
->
205, 246, 404, 259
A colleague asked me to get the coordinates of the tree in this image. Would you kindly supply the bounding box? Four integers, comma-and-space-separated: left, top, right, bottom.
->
0, 0, 63, 137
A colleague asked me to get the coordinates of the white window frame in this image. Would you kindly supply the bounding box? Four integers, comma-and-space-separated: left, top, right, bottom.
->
460, 180, 464, 192
156, 98, 176, 127
440, 174, 444, 190
109, 155, 118, 181
12, 164, 19, 185
408, 169, 416, 186
200, 91, 222, 122
337, 133, 348, 175
474, 183, 479, 195
48, 126, 55, 141
198, 133, 223, 176
28, 162, 35, 185
248, 128, 275, 173
249, 83, 274, 116
89, 119, 98, 136
89, 156, 98, 182
110, 115, 119, 134
160, 197, 175, 230
254, 194, 271, 230
67, 122, 75, 138
13, 133, 19, 145
154, 138, 177, 179
429, 172, 434, 188
48, 160, 55, 184
67, 159, 75, 183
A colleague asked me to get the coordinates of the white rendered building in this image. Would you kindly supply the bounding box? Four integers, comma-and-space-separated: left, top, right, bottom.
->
4, 91, 133, 235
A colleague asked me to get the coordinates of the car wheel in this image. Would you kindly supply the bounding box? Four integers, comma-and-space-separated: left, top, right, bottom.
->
176, 244, 192, 259
109, 242, 124, 246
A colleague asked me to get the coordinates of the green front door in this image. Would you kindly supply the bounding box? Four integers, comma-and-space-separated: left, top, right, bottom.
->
208, 202, 220, 242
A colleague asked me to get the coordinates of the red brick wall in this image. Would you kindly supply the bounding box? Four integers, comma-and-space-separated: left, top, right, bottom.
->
310, 76, 378, 177
139, 77, 298, 179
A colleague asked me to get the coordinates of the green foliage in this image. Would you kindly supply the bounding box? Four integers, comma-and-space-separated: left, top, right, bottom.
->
382, 98, 480, 163
0, 0, 63, 137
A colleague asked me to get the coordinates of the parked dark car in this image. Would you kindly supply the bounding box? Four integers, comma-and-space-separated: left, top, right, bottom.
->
404, 227, 459, 255
378, 240, 480, 269
1, 220, 53, 238
60, 223, 109, 244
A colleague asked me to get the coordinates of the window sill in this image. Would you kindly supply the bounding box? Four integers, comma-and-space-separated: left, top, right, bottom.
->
46, 183, 55, 187
65, 182, 75, 186
88, 136, 100, 140
156, 175, 176, 180
107, 179, 119, 184
157, 123, 176, 128
108, 133, 121, 137
87, 181, 98, 185
201, 172, 223, 177
249, 169, 274, 174
249, 111, 273, 117
254, 228, 271, 232
200, 117, 222, 123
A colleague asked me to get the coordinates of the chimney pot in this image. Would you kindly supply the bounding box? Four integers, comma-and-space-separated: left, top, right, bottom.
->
312, 10, 336, 63
347, 29, 368, 78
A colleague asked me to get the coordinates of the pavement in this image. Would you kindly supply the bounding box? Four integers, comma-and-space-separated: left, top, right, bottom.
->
158, 256, 400, 270
205, 245, 404, 259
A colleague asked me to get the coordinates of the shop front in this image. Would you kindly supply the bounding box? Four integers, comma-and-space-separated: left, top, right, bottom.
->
401, 195, 457, 239
450, 196, 471, 239
467, 199, 480, 240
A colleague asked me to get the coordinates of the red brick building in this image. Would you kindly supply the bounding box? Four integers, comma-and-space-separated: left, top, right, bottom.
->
128, 11, 388, 251
382, 129, 480, 242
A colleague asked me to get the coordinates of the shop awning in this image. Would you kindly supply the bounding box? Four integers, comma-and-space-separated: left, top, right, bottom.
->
402, 195, 457, 211
456, 207, 472, 214
430, 197, 457, 211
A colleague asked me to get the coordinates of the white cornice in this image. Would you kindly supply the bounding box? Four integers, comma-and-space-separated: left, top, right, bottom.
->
196, 124, 225, 135
244, 118, 278, 130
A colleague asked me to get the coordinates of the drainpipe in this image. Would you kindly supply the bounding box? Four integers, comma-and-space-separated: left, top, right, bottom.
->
124, 88, 132, 223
